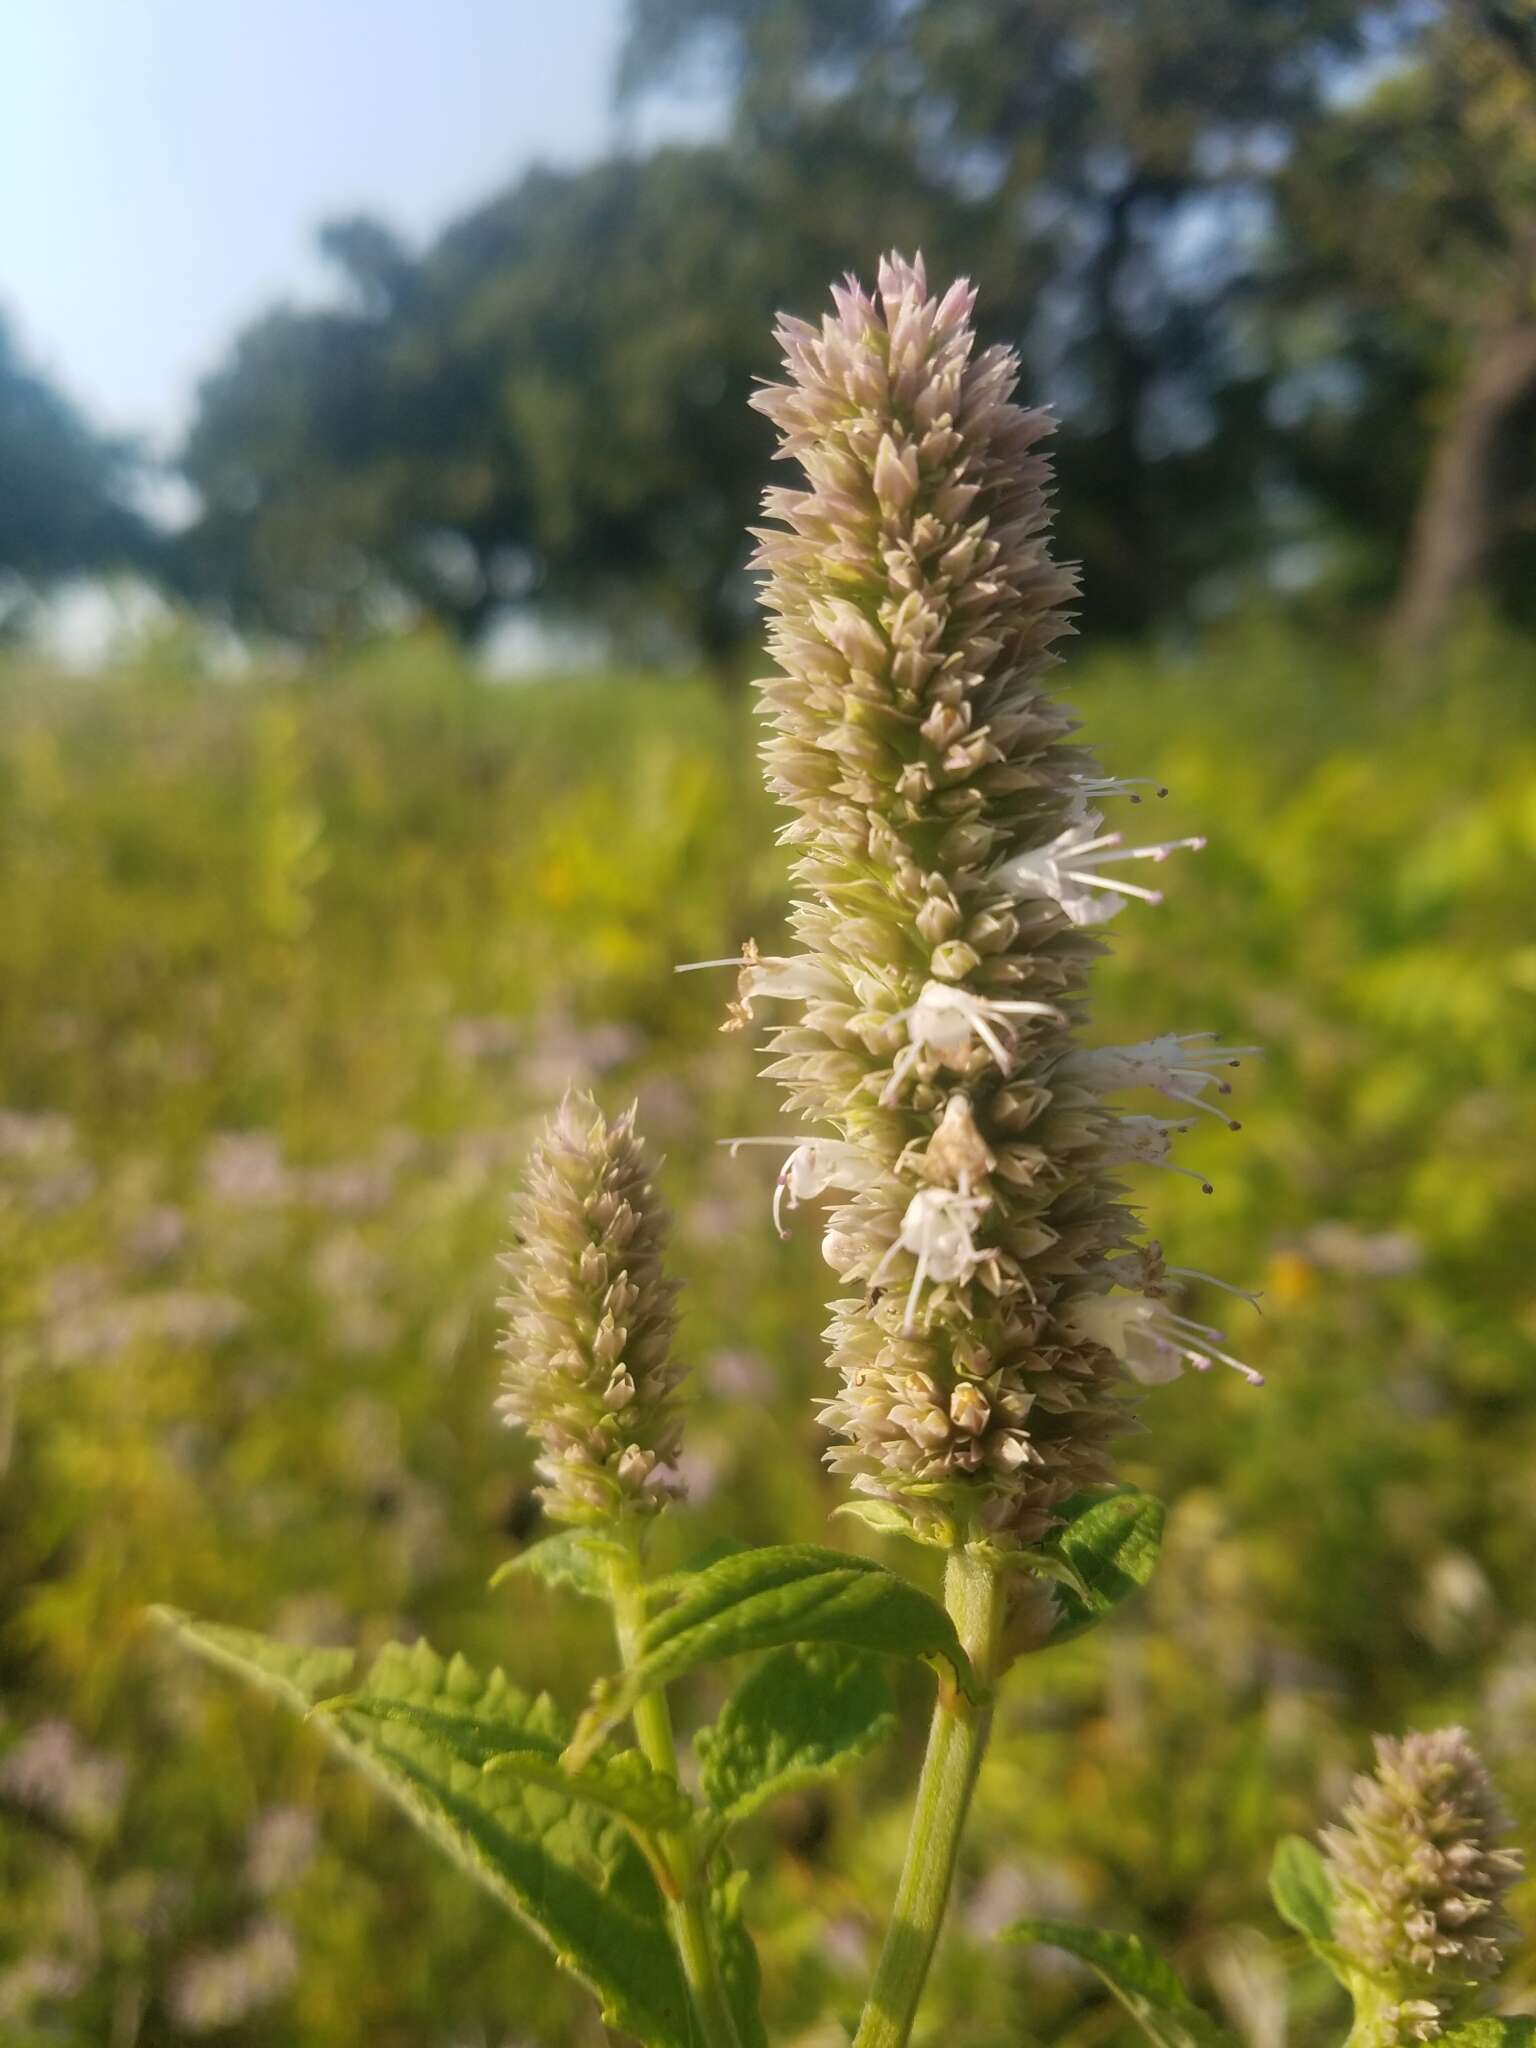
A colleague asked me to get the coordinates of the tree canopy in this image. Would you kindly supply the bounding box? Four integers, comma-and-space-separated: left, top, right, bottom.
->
174, 140, 978, 659
162, 0, 1536, 660
0, 317, 149, 617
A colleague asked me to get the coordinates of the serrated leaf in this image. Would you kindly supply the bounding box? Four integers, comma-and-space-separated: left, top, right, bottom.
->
1002, 1919, 1238, 2048
332, 1696, 695, 1834
569, 1544, 977, 1763
311, 1687, 564, 1761
152, 1607, 356, 1710
489, 1529, 620, 1601
1042, 1491, 1166, 1644
697, 1644, 896, 1826
158, 1616, 697, 2047
485, 1747, 695, 1834
1269, 1835, 1335, 1944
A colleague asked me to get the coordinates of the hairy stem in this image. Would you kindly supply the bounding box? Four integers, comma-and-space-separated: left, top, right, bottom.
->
607, 1536, 742, 2048
853, 1547, 1007, 2048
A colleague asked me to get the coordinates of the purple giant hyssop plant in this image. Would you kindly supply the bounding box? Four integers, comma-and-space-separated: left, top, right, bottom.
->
159, 256, 1523, 2048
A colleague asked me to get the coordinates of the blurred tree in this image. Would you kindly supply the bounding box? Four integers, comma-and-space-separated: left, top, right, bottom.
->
0, 315, 148, 624
174, 0, 1536, 659
176, 144, 976, 664
620, 0, 1379, 634
175, 215, 526, 645
1281, 0, 1536, 651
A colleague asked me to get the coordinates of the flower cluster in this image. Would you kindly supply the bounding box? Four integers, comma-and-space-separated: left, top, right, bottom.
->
1322, 1727, 1523, 2044
712, 252, 1257, 1543
497, 1092, 684, 1525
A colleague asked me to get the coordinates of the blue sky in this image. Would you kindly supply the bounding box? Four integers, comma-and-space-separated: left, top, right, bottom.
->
2, 0, 709, 449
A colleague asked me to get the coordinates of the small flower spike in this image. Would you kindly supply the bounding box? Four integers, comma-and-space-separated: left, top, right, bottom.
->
497, 1093, 685, 1526
1322, 1727, 1523, 2046
732, 253, 1261, 1542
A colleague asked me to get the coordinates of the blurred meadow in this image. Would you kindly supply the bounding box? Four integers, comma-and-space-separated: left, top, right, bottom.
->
5, 0, 1536, 2042
2, 618, 1534, 2043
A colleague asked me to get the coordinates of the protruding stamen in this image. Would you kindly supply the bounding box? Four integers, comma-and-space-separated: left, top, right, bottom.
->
1062, 1290, 1263, 1389
990, 811, 1205, 927
1167, 1266, 1264, 1310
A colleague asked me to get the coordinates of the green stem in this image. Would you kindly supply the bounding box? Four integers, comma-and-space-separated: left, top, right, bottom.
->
853, 1546, 1007, 2048
607, 1534, 743, 2048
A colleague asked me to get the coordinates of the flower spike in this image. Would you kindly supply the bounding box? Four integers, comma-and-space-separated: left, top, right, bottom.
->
497, 1093, 685, 1526
1322, 1727, 1523, 2045
730, 252, 1262, 1541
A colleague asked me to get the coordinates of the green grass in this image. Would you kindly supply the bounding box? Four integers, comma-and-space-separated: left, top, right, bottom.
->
1, 618, 1532, 2044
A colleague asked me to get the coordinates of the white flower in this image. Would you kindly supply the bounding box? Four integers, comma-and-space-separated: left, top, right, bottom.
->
1061, 1292, 1264, 1387
722, 1135, 884, 1237
872, 1186, 991, 1334
991, 809, 1205, 926
882, 980, 1063, 1100
1061, 1032, 1260, 1129
676, 942, 843, 1027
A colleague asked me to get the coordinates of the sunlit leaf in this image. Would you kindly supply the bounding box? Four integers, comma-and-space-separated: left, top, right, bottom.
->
697, 1644, 896, 1826
1041, 1492, 1166, 1644
1268, 1834, 1334, 1944
489, 1528, 621, 1602
155, 1612, 697, 2047
568, 1544, 977, 1762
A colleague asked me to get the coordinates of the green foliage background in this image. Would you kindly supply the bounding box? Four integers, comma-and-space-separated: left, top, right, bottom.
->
1, 621, 1533, 2044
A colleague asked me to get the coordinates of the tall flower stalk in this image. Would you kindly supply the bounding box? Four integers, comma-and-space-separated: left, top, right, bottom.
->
498, 1093, 741, 2048
162, 257, 1501, 2048
714, 252, 1260, 2043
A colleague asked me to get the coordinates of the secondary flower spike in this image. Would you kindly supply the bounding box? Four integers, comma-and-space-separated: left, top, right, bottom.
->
725, 252, 1259, 1543
1322, 1727, 1523, 2046
497, 1093, 684, 1525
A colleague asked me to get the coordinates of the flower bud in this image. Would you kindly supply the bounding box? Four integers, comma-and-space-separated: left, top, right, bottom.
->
497, 1093, 683, 1525
1322, 1727, 1523, 2044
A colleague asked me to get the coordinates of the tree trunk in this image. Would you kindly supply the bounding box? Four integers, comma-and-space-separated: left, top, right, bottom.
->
1386, 316, 1536, 656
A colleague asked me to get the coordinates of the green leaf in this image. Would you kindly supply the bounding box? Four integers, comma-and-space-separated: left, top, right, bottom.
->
830, 1499, 920, 1541
1001, 1919, 1238, 2048
697, 1644, 896, 1826
157, 1614, 697, 2047
646, 1538, 751, 1600
711, 1862, 768, 2048
1441, 2024, 1536, 2048
332, 1695, 695, 1834
1268, 1834, 1335, 1944
986, 1545, 1092, 1601
152, 1607, 356, 1710
483, 1746, 695, 1835
1041, 1491, 1166, 1644
489, 1529, 621, 1601
569, 1544, 977, 1763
